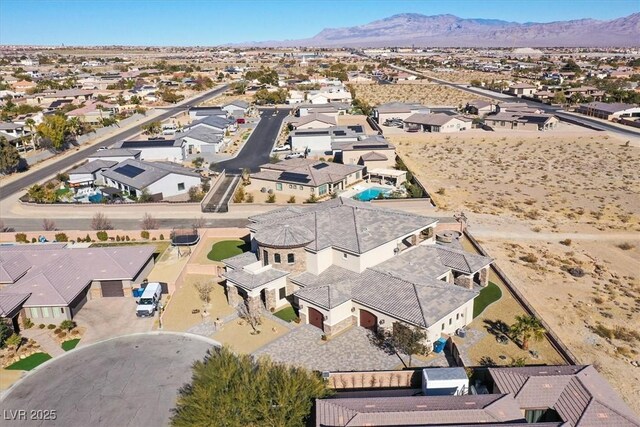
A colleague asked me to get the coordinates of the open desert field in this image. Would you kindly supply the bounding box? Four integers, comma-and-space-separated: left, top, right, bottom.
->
417, 69, 522, 85
392, 128, 640, 412
351, 81, 491, 107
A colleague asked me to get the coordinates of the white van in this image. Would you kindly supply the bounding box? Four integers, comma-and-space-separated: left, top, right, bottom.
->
136, 282, 163, 317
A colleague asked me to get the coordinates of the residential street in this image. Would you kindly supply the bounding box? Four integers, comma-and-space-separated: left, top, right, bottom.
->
0, 85, 229, 201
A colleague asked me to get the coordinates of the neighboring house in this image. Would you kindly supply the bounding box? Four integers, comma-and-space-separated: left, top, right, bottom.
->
11, 80, 37, 94
484, 113, 559, 131
296, 102, 350, 117
332, 135, 397, 169
179, 127, 226, 154
373, 102, 431, 124
87, 148, 141, 163
247, 158, 364, 200
307, 87, 352, 105
404, 113, 472, 133
222, 100, 250, 115
290, 113, 337, 130
222, 198, 492, 344
507, 83, 537, 97
67, 101, 117, 124
576, 102, 640, 120
314, 364, 640, 426
188, 106, 227, 120
111, 139, 185, 162
101, 159, 201, 199
290, 125, 364, 153
495, 102, 544, 114
465, 100, 495, 116
0, 122, 29, 142
67, 159, 118, 187
28, 89, 94, 106
564, 86, 605, 101
0, 244, 155, 323
0, 292, 31, 334
186, 115, 235, 134
286, 90, 306, 105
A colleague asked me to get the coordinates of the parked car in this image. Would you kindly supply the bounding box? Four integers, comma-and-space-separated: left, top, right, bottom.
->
236, 118, 246, 124
272, 144, 291, 152
96, 146, 109, 151
136, 282, 162, 317
284, 152, 305, 159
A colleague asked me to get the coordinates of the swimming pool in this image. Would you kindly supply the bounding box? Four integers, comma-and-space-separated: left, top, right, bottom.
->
88, 193, 103, 203
353, 187, 391, 202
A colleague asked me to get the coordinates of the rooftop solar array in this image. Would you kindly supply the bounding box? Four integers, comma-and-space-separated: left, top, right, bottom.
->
113, 164, 145, 178
352, 144, 388, 149
347, 125, 364, 133
120, 140, 176, 148
298, 130, 330, 136
279, 172, 312, 183
312, 163, 329, 170
333, 130, 346, 136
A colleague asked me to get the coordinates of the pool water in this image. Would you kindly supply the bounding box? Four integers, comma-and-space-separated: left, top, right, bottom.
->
353, 187, 391, 202
88, 193, 103, 203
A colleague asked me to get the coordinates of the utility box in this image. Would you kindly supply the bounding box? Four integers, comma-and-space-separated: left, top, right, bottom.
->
422, 367, 469, 396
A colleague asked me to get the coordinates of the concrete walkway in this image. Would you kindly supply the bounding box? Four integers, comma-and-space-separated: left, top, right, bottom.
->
20, 327, 65, 357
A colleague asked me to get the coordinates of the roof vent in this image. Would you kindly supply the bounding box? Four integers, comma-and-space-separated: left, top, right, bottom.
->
364, 404, 376, 408
464, 402, 477, 406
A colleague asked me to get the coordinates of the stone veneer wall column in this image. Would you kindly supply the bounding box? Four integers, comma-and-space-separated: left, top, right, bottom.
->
226, 284, 241, 307
324, 316, 356, 338
454, 275, 473, 290
479, 267, 489, 287
247, 295, 263, 316
265, 289, 277, 312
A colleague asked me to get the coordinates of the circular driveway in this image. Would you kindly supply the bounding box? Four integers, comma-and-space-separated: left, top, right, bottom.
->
1, 333, 216, 427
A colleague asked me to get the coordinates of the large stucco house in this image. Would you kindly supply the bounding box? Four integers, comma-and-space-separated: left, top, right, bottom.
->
222, 198, 491, 347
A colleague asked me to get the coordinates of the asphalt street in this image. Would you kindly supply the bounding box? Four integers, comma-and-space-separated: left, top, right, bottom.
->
215, 108, 290, 173
0, 85, 229, 201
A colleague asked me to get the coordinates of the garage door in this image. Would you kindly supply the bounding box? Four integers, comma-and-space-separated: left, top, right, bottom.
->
100, 280, 125, 297
308, 307, 324, 331
359, 309, 378, 332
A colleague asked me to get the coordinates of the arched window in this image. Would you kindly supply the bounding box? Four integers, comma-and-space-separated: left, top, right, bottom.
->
287, 253, 295, 263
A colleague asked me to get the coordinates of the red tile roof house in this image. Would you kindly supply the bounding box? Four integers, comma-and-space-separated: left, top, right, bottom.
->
0, 244, 156, 327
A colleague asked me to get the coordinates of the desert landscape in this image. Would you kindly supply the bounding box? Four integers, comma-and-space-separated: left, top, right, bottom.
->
351, 81, 491, 107
392, 128, 640, 411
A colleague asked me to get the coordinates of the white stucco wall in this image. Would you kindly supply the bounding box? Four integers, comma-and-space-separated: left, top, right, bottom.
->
426, 298, 475, 343
136, 146, 185, 162
306, 247, 333, 275
290, 134, 332, 153
146, 173, 201, 198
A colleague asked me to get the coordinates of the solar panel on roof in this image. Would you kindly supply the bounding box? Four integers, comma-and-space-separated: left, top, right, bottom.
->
347, 125, 364, 133
114, 164, 145, 178
352, 144, 387, 149
120, 140, 176, 148
298, 130, 329, 136
333, 130, 346, 136
279, 172, 311, 183
312, 163, 329, 170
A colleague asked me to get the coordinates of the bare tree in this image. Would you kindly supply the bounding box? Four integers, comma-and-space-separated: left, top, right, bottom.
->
193, 281, 214, 306
0, 219, 5, 232
91, 212, 113, 230
42, 218, 56, 231
140, 213, 159, 230
192, 216, 206, 229
236, 300, 262, 334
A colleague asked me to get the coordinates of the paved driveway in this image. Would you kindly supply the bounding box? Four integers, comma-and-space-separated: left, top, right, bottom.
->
73, 298, 154, 347
0, 333, 216, 427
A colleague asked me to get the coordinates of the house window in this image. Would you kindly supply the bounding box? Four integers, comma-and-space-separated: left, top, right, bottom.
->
318, 184, 328, 196
274, 253, 281, 263
29, 307, 39, 318
356, 171, 361, 179
279, 287, 286, 300
287, 253, 295, 263
449, 318, 452, 325
59, 307, 65, 316
343, 253, 348, 259
263, 250, 269, 266
441, 323, 445, 330
456, 313, 460, 320
177, 182, 185, 191
276, 183, 283, 191
42, 307, 51, 318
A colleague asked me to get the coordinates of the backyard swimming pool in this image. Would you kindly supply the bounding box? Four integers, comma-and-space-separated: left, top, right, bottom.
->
353, 187, 391, 202
88, 193, 103, 203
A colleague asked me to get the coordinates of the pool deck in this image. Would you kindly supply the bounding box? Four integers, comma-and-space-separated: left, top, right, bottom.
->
341, 183, 396, 201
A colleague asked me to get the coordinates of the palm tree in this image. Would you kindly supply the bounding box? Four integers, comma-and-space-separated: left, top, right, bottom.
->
67, 116, 83, 140
25, 118, 37, 150
510, 315, 545, 351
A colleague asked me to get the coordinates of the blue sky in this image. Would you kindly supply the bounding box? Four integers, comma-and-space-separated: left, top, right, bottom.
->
0, 0, 637, 46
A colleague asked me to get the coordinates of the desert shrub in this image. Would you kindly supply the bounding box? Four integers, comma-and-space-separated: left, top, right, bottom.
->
96, 231, 108, 241
617, 242, 635, 250
38, 324, 45, 329
15, 233, 28, 243
59, 320, 76, 331
520, 254, 538, 263
614, 326, 640, 342
31, 237, 37, 243
54, 232, 68, 242
125, 235, 130, 241
140, 230, 150, 239
266, 194, 276, 203
53, 328, 61, 334
5, 333, 22, 348
287, 196, 296, 203
23, 318, 34, 329
56, 331, 67, 339
562, 266, 585, 277
436, 187, 446, 195
116, 235, 121, 242
559, 239, 572, 246
233, 186, 246, 203
593, 296, 605, 304
305, 194, 318, 203
159, 234, 165, 240
84, 233, 91, 242
245, 194, 254, 203
152, 237, 157, 241
47, 324, 56, 330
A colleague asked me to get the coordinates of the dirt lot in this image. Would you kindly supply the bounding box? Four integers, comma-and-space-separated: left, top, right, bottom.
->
417, 69, 521, 85
393, 128, 640, 412
351, 81, 491, 107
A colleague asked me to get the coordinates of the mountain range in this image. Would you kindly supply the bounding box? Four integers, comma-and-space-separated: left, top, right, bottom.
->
244, 13, 640, 47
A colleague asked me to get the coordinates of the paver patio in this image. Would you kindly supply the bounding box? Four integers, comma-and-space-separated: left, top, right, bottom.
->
253, 325, 434, 372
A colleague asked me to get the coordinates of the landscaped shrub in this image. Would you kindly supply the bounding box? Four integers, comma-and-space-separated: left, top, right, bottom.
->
47, 324, 56, 330
85, 233, 91, 242
38, 324, 45, 329
15, 233, 28, 243
287, 196, 296, 203
31, 237, 37, 243
54, 232, 68, 242
140, 230, 150, 239
96, 231, 109, 241
59, 320, 76, 332
56, 331, 67, 339
125, 235, 130, 241
305, 194, 318, 203
159, 234, 165, 240
266, 193, 276, 203
116, 235, 121, 242
152, 237, 157, 241
5, 333, 22, 348
245, 194, 254, 203
53, 327, 61, 334
23, 318, 34, 329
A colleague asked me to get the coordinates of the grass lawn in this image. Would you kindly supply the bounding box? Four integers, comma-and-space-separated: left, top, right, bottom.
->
473, 282, 502, 318
273, 306, 298, 322
207, 240, 250, 262
6, 353, 52, 371
56, 188, 71, 197
61, 339, 80, 351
